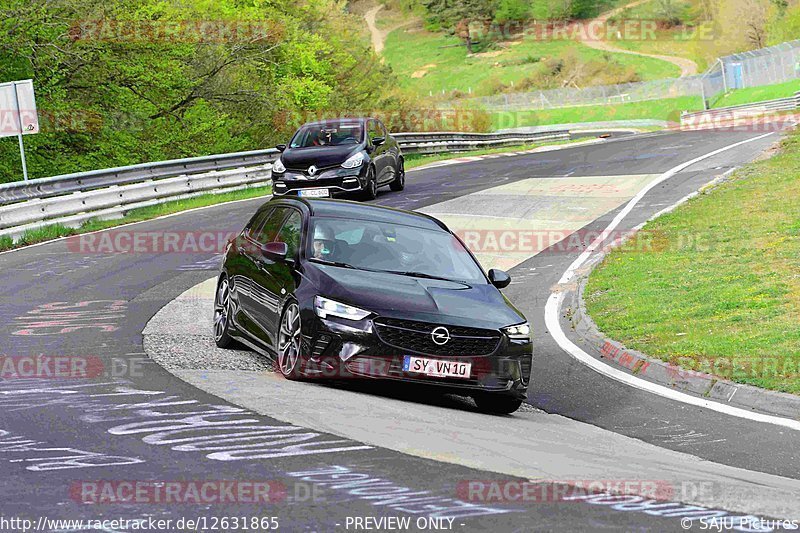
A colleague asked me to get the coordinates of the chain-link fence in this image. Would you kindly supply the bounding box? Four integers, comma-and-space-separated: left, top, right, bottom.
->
700, 40, 800, 104
466, 76, 705, 110
458, 40, 800, 111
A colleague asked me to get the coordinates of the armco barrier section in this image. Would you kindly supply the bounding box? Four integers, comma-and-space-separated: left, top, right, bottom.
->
680, 92, 800, 127
0, 130, 568, 239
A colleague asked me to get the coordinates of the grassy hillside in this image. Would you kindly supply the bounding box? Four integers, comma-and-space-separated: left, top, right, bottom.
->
709, 79, 800, 108
383, 27, 681, 98
608, 0, 711, 71
490, 96, 702, 128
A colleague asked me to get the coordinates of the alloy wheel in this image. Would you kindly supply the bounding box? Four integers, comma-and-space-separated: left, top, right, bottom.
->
278, 302, 302, 376
213, 277, 230, 341
213, 276, 236, 348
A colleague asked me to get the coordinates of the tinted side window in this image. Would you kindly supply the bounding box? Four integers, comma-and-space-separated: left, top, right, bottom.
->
245, 208, 272, 237
276, 210, 302, 257
377, 120, 387, 137
253, 207, 288, 245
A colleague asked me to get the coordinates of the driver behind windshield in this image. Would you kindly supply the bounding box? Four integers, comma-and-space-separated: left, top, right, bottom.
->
312, 224, 336, 260
313, 129, 333, 146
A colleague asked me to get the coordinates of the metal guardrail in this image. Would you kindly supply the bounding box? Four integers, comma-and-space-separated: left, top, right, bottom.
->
397, 131, 569, 155
680, 92, 800, 125
0, 130, 569, 239
0, 148, 279, 205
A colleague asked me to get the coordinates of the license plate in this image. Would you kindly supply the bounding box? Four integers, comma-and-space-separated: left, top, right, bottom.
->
298, 188, 329, 198
402, 356, 471, 379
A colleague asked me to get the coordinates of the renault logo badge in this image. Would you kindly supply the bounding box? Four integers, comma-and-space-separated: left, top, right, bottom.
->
431, 326, 450, 345
308, 165, 317, 176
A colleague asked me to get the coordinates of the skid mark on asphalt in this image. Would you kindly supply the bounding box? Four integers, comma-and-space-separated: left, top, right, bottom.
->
0, 378, 372, 467
420, 174, 660, 271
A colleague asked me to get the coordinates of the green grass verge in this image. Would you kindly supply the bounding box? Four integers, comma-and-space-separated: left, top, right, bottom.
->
404, 138, 589, 169
490, 96, 703, 129
585, 131, 800, 395
485, 78, 800, 129
0, 185, 272, 253
382, 27, 681, 98
709, 79, 800, 109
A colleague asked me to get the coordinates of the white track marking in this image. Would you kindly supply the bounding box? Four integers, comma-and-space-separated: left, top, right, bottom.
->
544, 131, 800, 431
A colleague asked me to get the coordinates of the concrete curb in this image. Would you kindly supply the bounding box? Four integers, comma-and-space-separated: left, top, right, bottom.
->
559, 162, 800, 421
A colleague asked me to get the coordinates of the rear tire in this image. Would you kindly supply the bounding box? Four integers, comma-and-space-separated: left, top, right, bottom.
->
389, 159, 405, 191
473, 394, 523, 415
362, 167, 378, 201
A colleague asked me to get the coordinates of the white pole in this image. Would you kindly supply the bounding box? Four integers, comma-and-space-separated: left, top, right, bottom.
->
701, 79, 707, 110
12, 82, 29, 181
719, 59, 728, 93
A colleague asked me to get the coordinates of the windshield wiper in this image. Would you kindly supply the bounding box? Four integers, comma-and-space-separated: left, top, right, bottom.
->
309, 258, 358, 269
386, 270, 467, 283
309, 258, 386, 273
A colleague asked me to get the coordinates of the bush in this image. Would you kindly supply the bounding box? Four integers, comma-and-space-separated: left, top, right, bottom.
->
494, 0, 531, 24
477, 77, 511, 95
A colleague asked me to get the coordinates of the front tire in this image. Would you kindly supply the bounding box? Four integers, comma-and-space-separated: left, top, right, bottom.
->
362, 166, 378, 201
389, 158, 405, 191
473, 393, 523, 415
213, 276, 236, 348
277, 301, 304, 380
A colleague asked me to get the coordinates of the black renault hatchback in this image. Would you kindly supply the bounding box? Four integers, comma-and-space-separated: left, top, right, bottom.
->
271, 118, 404, 200
215, 198, 532, 414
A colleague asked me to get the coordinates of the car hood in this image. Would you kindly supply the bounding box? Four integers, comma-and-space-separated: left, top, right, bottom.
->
306, 264, 525, 330
281, 145, 363, 169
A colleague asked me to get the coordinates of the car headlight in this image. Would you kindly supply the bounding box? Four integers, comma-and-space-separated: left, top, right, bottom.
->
341, 152, 364, 169
503, 322, 530, 340
314, 296, 371, 320
272, 158, 286, 173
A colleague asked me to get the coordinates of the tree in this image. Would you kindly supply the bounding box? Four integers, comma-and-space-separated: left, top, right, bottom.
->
0, 0, 406, 181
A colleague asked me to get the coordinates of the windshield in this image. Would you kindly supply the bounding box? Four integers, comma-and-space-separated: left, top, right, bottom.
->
289, 123, 364, 148
306, 217, 487, 284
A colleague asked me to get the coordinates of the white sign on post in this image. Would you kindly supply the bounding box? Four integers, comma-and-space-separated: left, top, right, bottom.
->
0, 79, 39, 181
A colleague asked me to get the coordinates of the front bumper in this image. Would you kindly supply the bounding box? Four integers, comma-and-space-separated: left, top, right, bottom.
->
272, 166, 367, 197
299, 311, 532, 399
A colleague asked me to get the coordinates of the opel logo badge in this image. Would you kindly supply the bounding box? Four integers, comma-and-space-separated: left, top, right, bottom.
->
431, 326, 450, 345
308, 165, 317, 176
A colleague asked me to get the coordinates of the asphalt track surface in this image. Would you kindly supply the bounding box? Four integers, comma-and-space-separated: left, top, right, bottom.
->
0, 129, 797, 532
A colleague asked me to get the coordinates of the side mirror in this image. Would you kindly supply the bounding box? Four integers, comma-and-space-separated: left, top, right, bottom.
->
275, 144, 286, 152
261, 241, 288, 260
488, 269, 511, 289
371, 136, 385, 146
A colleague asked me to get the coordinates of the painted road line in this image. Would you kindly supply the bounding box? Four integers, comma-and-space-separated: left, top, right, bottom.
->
406, 138, 607, 173
420, 174, 660, 271
543, 131, 800, 431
